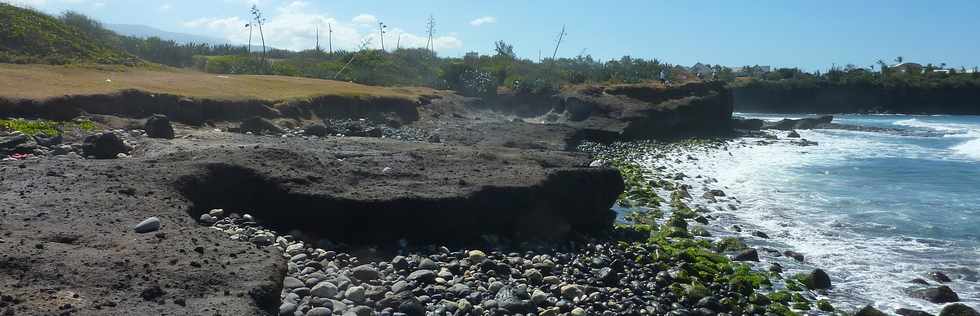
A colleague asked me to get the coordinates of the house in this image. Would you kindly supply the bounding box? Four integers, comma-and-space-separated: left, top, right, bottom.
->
734, 65, 771, 77
890, 62, 923, 74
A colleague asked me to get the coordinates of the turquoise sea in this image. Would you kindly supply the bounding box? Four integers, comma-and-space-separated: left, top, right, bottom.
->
678, 114, 980, 312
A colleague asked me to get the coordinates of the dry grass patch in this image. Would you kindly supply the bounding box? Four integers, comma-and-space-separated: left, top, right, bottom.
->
0, 64, 434, 101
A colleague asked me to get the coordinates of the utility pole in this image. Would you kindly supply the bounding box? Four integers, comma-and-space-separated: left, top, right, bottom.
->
551, 25, 566, 61
378, 22, 387, 51
425, 14, 435, 51
396, 32, 402, 50
328, 24, 333, 54
245, 23, 252, 54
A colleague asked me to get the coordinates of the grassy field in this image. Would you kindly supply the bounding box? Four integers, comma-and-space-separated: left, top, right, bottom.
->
0, 64, 434, 101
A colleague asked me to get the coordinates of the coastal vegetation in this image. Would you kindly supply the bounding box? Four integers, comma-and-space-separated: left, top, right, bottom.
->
0, 117, 96, 136
4, 3, 976, 115
732, 64, 980, 114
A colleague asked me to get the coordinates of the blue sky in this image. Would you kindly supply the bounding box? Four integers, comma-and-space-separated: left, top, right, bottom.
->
9, 0, 980, 71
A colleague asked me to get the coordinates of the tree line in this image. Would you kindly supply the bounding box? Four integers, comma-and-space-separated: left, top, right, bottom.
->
56, 10, 980, 102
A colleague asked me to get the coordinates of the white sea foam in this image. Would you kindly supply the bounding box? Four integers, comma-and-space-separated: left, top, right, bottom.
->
650, 124, 980, 313
895, 118, 980, 161
952, 138, 980, 160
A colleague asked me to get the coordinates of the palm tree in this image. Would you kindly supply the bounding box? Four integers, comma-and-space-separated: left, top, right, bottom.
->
250, 5, 267, 60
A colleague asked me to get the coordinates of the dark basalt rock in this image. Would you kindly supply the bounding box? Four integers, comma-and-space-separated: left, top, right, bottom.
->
144, 114, 175, 139
939, 304, 980, 316
802, 269, 832, 290
767, 115, 834, 130
855, 305, 888, 316
81, 132, 131, 158
897, 308, 936, 316
910, 285, 959, 303
783, 251, 805, 262
910, 278, 930, 285
733, 248, 759, 262
495, 286, 532, 313
929, 271, 952, 283
34, 133, 63, 146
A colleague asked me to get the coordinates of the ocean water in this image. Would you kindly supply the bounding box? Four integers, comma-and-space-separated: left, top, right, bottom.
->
666, 114, 980, 313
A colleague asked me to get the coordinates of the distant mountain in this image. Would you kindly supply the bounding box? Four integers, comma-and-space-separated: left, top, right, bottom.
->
106, 23, 230, 45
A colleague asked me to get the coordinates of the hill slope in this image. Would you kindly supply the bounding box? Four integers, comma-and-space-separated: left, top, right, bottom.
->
0, 3, 138, 65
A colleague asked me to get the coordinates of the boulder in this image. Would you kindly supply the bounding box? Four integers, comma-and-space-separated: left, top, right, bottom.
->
897, 308, 936, 316
407, 270, 436, 284
495, 286, 532, 313
238, 117, 283, 135
929, 271, 952, 283
351, 264, 381, 281
939, 304, 980, 316
733, 248, 759, 262
855, 305, 888, 316
144, 115, 175, 139
34, 133, 63, 147
133, 217, 161, 233
0, 133, 36, 154
82, 132, 131, 159
782, 251, 804, 262
310, 282, 338, 298
787, 130, 801, 138
800, 269, 832, 290
910, 285, 959, 303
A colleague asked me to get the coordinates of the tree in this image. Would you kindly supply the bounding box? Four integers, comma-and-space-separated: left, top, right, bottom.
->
250, 5, 267, 59
895, 56, 904, 64
494, 41, 515, 59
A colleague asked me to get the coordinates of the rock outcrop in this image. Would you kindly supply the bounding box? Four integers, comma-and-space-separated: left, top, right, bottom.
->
767, 115, 834, 130
144, 114, 175, 139
552, 81, 734, 138
81, 132, 131, 158
0, 131, 623, 315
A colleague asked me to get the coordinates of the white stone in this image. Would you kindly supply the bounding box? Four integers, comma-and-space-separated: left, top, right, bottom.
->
133, 217, 161, 233
467, 250, 487, 263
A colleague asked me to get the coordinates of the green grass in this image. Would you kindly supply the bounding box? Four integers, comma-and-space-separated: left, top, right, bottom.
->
0, 118, 96, 136
0, 3, 138, 65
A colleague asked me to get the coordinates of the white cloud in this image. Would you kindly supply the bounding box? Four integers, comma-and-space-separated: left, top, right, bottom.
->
351, 14, 376, 25
5, 0, 48, 7
158, 3, 171, 11
469, 16, 496, 26
182, 4, 462, 53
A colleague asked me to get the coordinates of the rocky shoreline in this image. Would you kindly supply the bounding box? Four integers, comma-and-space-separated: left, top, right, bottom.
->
3, 81, 979, 316
609, 131, 979, 316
